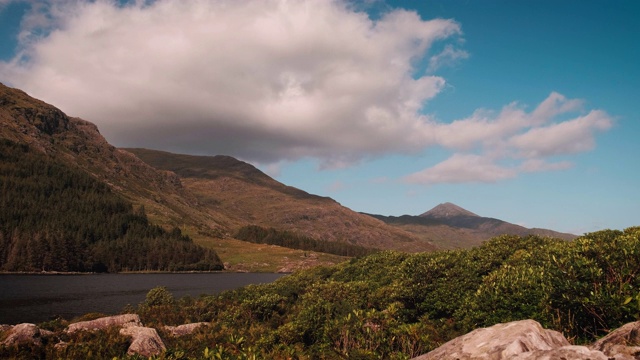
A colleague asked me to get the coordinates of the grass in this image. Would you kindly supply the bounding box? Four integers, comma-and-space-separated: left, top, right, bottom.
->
187, 228, 349, 272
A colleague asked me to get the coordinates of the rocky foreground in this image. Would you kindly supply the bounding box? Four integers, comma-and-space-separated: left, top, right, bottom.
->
412, 319, 640, 360
1, 314, 206, 357
2, 316, 640, 359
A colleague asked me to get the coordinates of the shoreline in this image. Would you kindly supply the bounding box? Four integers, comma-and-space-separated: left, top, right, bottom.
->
0, 270, 285, 275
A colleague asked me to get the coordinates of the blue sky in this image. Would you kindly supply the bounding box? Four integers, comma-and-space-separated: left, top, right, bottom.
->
0, 0, 638, 234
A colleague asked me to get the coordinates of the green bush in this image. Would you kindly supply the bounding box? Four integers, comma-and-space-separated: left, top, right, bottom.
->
4, 227, 640, 359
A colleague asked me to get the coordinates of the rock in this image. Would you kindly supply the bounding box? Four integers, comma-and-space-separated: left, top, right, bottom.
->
0, 323, 50, 346
590, 321, 640, 360
411, 319, 640, 360
164, 322, 208, 337
510, 345, 609, 360
412, 320, 571, 360
66, 314, 142, 333
119, 326, 166, 357
0, 324, 12, 332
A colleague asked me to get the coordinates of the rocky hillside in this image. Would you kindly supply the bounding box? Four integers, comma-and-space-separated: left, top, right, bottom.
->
366, 202, 577, 249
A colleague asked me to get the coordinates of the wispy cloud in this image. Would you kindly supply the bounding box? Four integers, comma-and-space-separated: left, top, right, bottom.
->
404, 92, 612, 185
404, 153, 517, 184
327, 180, 347, 193
427, 44, 469, 73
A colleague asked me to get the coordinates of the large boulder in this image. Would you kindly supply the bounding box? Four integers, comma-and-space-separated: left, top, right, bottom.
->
411, 319, 640, 360
510, 345, 609, 360
412, 320, 569, 360
164, 322, 208, 337
590, 321, 640, 360
66, 314, 142, 333
0, 323, 53, 347
119, 325, 166, 357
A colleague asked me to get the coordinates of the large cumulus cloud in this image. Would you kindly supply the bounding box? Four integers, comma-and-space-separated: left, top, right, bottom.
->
0, 0, 461, 168
0, 0, 612, 183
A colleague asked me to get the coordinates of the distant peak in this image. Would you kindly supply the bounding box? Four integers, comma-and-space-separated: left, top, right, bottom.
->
419, 202, 479, 218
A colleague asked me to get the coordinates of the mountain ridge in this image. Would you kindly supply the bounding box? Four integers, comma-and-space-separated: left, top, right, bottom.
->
365, 202, 577, 249
420, 202, 479, 219
1, 81, 579, 271
1, 83, 438, 262
125, 148, 436, 253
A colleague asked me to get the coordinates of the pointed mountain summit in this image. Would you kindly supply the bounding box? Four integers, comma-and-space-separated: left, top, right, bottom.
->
420, 202, 479, 219
366, 202, 577, 250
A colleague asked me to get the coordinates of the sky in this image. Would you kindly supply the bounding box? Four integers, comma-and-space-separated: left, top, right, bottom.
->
0, 0, 638, 235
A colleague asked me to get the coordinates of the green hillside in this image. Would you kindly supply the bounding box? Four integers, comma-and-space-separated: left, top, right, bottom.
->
7, 227, 636, 359
143, 227, 640, 358
0, 139, 223, 272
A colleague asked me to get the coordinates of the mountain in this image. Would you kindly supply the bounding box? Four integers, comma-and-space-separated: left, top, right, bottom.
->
420, 202, 479, 219
124, 148, 436, 253
365, 202, 577, 249
0, 81, 575, 272
0, 83, 223, 272
0, 82, 435, 272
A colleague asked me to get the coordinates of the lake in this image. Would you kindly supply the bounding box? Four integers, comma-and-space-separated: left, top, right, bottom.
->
0, 272, 285, 325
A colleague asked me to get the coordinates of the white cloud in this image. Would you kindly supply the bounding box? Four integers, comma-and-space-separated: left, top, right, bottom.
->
0, 0, 613, 185
519, 159, 573, 173
327, 180, 347, 193
404, 93, 612, 185
404, 154, 517, 184
0, 0, 462, 167
427, 44, 469, 73
509, 110, 613, 158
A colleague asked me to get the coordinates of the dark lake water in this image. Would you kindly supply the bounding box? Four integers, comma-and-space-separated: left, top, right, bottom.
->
0, 273, 284, 325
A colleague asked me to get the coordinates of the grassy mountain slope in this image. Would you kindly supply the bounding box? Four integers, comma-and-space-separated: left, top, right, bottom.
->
366, 202, 577, 250
0, 137, 222, 272
0, 82, 434, 272
0, 83, 225, 271
125, 148, 437, 253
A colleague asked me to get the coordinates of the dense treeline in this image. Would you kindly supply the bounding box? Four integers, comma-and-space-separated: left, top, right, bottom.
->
17, 227, 637, 359
235, 225, 377, 257
0, 139, 223, 272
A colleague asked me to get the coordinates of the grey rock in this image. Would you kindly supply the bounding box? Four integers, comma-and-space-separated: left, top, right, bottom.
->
411, 319, 640, 360
119, 325, 166, 357
66, 314, 142, 333
164, 322, 208, 337
590, 321, 640, 360
411, 320, 571, 360
510, 345, 609, 360
0, 323, 49, 346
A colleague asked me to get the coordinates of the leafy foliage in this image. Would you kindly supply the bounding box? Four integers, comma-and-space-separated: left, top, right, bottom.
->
0, 139, 223, 272
2, 227, 639, 359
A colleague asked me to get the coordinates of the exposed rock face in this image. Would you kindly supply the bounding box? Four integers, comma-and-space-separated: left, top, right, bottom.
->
590, 321, 640, 359
120, 325, 166, 357
164, 322, 208, 337
66, 314, 142, 334
510, 345, 609, 360
0, 323, 52, 346
412, 320, 640, 360
412, 320, 569, 360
